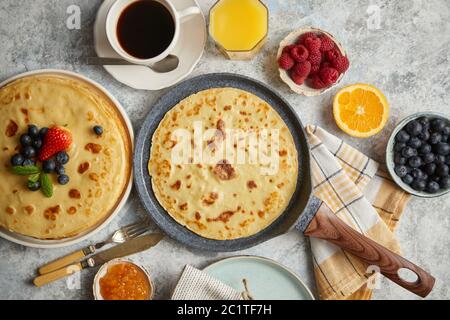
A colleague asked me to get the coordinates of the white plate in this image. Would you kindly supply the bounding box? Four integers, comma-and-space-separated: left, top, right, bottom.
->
0, 69, 134, 249
93, 0, 207, 90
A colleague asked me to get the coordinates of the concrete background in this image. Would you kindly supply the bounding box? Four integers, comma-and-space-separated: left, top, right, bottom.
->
0, 0, 449, 300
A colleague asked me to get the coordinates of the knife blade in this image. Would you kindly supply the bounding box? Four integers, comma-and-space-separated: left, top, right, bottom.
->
33, 234, 164, 287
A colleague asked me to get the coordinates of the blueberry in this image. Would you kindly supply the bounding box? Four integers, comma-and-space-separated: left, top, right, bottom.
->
436, 164, 449, 177
419, 144, 432, 155
446, 155, 450, 166
406, 121, 422, 137
429, 132, 442, 144
424, 163, 437, 175
411, 179, 426, 191
417, 117, 430, 127
10, 154, 24, 166
408, 137, 422, 149
411, 168, 425, 180
396, 130, 410, 143
394, 153, 406, 165
435, 154, 446, 164
417, 129, 430, 141
440, 177, 450, 189
394, 165, 408, 178
402, 174, 414, 185
426, 181, 440, 194
32, 139, 42, 149
431, 175, 440, 183
55, 151, 69, 165
421, 153, 435, 164
20, 134, 32, 146
443, 126, 450, 136
394, 142, 406, 152
28, 181, 41, 192
21, 146, 36, 159
55, 165, 65, 175
93, 125, 103, 136
434, 143, 450, 156
431, 118, 446, 132
43, 159, 56, 173
39, 127, 49, 138
408, 156, 422, 168
22, 159, 35, 166
28, 124, 39, 138
402, 146, 417, 158
57, 174, 70, 185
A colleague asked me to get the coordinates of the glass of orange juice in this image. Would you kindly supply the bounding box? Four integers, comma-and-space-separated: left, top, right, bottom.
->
209, 0, 269, 60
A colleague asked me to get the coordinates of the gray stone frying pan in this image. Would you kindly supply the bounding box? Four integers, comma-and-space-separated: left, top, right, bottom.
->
134, 73, 435, 297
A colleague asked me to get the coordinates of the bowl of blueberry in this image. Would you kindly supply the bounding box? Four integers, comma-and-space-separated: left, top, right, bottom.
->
387, 112, 450, 197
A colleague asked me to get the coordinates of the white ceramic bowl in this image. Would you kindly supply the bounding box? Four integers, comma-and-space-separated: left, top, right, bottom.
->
93, 258, 154, 300
0, 69, 134, 248
277, 27, 348, 96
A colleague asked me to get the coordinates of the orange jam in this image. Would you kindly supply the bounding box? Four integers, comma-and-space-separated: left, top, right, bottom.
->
99, 263, 151, 300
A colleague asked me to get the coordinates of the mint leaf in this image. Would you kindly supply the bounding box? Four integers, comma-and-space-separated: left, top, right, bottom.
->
28, 173, 41, 184
11, 166, 40, 176
40, 173, 53, 198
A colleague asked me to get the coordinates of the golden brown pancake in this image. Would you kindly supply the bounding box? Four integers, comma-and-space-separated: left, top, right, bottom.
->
0, 74, 131, 239
149, 88, 298, 240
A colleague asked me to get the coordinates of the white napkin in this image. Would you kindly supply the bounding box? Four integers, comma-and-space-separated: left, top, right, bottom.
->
171, 265, 245, 300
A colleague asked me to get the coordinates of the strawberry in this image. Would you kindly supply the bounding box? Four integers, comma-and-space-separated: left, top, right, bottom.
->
38, 127, 72, 161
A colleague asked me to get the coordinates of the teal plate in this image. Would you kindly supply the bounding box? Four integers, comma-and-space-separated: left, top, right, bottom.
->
203, 256, 315, 300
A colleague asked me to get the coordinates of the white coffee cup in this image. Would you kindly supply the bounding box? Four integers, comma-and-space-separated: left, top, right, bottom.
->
106, 0, 201, 65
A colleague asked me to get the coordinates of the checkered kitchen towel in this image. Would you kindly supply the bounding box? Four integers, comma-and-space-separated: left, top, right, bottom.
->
306, 125, 410, 300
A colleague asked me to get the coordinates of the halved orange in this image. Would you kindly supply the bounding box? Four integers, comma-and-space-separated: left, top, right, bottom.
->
333, 84, 390, 138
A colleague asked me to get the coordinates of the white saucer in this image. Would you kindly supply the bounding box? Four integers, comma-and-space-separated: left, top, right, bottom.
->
93, 0, 206, 90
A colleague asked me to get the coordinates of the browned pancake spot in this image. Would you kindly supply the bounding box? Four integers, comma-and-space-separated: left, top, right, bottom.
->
78, 162, 90, 174
69, 189, 81, 199
213, 160, 236, 181
195, 211, 201, 220
6, 206, 15, 215
279, 149, 287, 157
207, 211, 234, 223
202, 192, 219, 206
5, 120, 18, 137
44, 205, 61, 221
24, 205, 34, 215
89, 173, 99, 182
170, 180, 181, 190
179, 203, 188, 211
85, 143, 102, 154
247, 180, 257, 189
67, 207, 77, 215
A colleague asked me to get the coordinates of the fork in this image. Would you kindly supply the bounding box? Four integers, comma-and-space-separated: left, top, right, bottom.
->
38, 220, 151, 275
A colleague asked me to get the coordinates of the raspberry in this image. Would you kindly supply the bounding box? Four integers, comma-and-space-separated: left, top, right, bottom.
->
325, 48, 342, 63
297, 32, 317, 44
321, 61, 331, 69
292, 61, 311, 77
332, 55, 350, 73
282, 44, 296, 55
310, 75, 327, 89
290, 71, 306, 85
304, 37, 321, 52
320, 35, 335, 52
309, 64, 320, 77
307, 50, 322, 65
319, 67, 340, 86
278, 53, 295, 70
290, 45, 309, 62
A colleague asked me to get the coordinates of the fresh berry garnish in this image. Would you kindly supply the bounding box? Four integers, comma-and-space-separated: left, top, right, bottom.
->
278, 53, 295, 70
319, 35, 335, 52
307, 50, 322, 66
94, 125, 104, 136
20, 134, 32, 146
28, 124, 39, 138
310, 75, 327, 89
32, 139, 43, 149
42, 159, 56, 173
292, 61, 311, 77
57, 174, 70, 185
39, 127, 49, 138
332, 55, 350, 74
290, 45, 309, 63
11, 154, 24, 166
55, 151, 70, 165
55, 165, 65, 175
28, 181, 41, 192
23, 159, 35, 166
290, 71, 306, 85
304, 36, 321, 52
38, 127, 72, 161
319, 67, 340, 86
22, 146, 36, 159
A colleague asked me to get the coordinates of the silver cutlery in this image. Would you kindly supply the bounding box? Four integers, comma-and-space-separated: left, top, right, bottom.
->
86, 54, 179, 73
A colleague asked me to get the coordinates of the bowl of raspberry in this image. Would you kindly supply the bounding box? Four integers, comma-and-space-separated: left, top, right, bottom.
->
386, 112, 450, 198
277, 27, 350, 96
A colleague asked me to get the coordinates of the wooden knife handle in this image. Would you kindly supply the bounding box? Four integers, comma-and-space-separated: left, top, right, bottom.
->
39, 248, 91, 275
304, 204, 435, 298
33, 262, 83, 287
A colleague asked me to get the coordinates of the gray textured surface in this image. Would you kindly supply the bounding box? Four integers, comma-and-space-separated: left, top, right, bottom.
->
0, 0, 449, 300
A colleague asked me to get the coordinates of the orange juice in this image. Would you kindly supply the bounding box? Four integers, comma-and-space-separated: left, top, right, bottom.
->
210, 0, 268, 59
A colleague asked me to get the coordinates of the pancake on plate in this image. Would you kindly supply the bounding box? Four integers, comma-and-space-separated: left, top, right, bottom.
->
149, 88, 298, 240
0, 74, 132, 239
